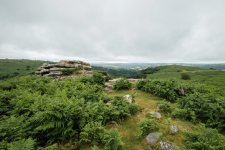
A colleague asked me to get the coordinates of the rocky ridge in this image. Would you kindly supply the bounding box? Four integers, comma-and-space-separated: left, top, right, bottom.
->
35, 60, 92, 78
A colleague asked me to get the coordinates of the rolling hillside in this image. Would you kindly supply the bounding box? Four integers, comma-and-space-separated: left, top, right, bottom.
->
146, 65, 225, 96
0, 59, 48, 80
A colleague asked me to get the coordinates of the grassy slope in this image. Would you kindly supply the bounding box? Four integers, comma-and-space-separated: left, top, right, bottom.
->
107, 90, 198, 150
147, 65, 225, 96
0, 59, 47, 79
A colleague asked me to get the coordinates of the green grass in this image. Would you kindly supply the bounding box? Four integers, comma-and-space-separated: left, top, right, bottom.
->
0, 59, 48, 80
147, 65, 225, 96
106, 90, 202, 150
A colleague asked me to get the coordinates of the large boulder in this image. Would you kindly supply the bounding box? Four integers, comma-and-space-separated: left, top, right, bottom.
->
146, 132, 162, 145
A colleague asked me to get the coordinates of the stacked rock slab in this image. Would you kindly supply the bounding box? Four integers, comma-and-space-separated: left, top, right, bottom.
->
35, 60, 92, 78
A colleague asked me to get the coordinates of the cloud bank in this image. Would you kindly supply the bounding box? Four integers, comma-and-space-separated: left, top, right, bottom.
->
0, 0, 225, 63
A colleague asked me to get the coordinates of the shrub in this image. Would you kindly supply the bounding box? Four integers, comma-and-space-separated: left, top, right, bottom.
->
171, 108, 196, 122
0, 82, 16, 91
61, 69, 75, 76
128, 103, 140, 115
79, 122, 106, 144
92, 72, 106, 85
8, 138, 36, 150
113, 79, 132, 90
178, 93, 225, 131
104, 129, 123, 150
0, 116, 27, 142
107, 96, 131, 121
138, 118, 159, 137
136, 80, 147, 90
138, 79, 179, 102
181, 73, 191, 80
28, 97, 82, 144
0, 76, 137, 149
157, 101, 172, 114
184, 126, 225, 149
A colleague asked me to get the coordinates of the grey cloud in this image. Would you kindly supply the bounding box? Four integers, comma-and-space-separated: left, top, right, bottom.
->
0, 0, 225, 63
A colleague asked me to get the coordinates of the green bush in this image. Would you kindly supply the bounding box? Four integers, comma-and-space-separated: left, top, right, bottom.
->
138, 79, 225, 131
61, 69, 75, 76
92, 72, 106, 85
181, 73, 191, 80
128, 103, 139, 115
104, 129, 123, 150
171, 108, 196, 122
0, 76, 134, 149
113, 79, 132, 90
80, 122, 106, 144
8, 138, 36, 150
178, 93, 225, 131
157, 101, 172, 114
184, 126, 225, 149
136, 80, 147, 91
0, 116, 27, 142
137, 79, 179, 102
138, 118, 159, 137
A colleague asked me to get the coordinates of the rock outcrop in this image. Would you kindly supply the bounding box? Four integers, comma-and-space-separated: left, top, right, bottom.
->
35, 60, 92, 78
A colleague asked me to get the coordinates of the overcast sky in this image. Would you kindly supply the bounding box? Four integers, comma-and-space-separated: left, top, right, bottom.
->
0, 0, 225, 63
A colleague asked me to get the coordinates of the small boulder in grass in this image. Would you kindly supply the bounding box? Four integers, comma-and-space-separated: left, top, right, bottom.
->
160, 141, 176, 150
148, 112, 162, 119
170, 125, 178, 135
146, 132, 162, 145
123, 94, 133, 104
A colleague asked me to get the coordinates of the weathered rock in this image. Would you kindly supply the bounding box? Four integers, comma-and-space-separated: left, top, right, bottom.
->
83, 65, 92, 71
40, 69, 50, 75
48, 71, 62, 77
105, 83, 113, 90
170, 125, 178, 135
106, 102, 112, 106
123, 95, 133, 104
149, 112, 162, 119
160, 141, 176, 150
108, 78, 122, 83
146, 132, 162, 145
106, 121, 117, 126
49, 67, 64, 71
179, 88, 185, 96
35, 60, 92, 78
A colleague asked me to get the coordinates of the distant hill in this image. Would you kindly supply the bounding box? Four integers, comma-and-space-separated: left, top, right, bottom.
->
0, 59, 48, 80
92, 63, 225, 70
146, 65, 225, 96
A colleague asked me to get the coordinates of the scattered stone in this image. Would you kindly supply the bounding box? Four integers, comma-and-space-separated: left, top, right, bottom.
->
146, 132, 162, 145
105, 83, 113, 90
149, 112, 162, 119
160, 141, 176, 150
179, 88, 185, 96
108, 78, 122, 83
106, 121, 117, 126
170, 125, 178, 135
106, 102, 112, 106
35, 60, 92, 78
123, 95, 133, 104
